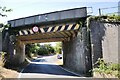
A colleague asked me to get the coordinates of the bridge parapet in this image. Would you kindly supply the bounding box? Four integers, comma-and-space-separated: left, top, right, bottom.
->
8, 7, 87, 28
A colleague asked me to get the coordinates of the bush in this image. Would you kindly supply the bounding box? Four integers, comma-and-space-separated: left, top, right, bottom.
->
107, 14, 120, 21
0, 52, 6, 67
54, 42, 62, 54
93, 58, 120, 78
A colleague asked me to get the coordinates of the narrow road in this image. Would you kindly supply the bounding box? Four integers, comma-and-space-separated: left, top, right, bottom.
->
19, 55, 80, 78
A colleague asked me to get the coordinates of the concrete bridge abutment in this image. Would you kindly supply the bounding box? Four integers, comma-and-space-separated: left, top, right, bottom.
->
62, 27, 92, 76
12, 40, 25, 65
4, 34, 26, 66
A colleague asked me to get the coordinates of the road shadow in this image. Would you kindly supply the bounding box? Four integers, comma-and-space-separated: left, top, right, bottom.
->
22, 63, 79, 77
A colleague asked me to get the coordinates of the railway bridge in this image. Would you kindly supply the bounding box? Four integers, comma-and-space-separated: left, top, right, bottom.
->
3, 7, 92, 75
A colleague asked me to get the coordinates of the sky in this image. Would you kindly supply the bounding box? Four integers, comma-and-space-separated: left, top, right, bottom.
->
0, 0, 120, 24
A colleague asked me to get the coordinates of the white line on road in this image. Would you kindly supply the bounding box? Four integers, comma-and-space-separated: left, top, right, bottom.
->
56, 65, 83, 77
18, 58, 31, 78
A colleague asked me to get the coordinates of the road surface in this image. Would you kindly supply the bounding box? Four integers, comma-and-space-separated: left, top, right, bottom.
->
19, 55, 80, 78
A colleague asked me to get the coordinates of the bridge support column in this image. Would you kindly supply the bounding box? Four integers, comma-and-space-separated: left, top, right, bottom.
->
13, 40, 25, 65
63, 27, 92, 76
6, 37, 25, 66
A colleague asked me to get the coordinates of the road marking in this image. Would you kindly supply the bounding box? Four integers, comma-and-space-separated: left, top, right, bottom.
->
18, 68, 24, 78
56, 65, 82, 77
18, 55, 85, 78
53, 55, 81, 77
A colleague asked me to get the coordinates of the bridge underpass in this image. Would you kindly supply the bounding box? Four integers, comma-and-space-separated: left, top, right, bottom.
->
17, 23, 79, 43
3, 7, 92, 76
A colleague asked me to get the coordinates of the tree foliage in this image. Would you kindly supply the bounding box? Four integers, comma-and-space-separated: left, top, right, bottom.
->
44, 44, 55, 53
37, 45, 48, 55
37, 44, 55, 55
25, 44, 37, 57
0, 6, 12, 17
0, 6, 12, 31
54, 42, 62, 54
25, 43, 55, 57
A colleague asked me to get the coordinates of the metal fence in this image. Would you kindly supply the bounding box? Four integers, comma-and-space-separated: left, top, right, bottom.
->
98, 6, 120, 16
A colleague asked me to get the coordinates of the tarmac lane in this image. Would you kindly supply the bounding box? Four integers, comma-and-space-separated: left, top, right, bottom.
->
19, 55, 80, 78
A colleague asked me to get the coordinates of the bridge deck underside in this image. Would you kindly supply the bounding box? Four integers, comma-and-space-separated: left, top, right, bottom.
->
17, 23, 80, 43
17, 30, 78, 44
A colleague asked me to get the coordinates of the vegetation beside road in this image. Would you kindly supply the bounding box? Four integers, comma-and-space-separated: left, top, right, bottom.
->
93, 58, 120, 78
0, 52, 19, 78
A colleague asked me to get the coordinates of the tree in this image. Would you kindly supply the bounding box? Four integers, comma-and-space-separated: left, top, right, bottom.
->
25, 43, 55, 57
37, 46, 48, 55
44, 44, 55, 54
54, 42, 62, 54
0, 6, 12, 32
0, 6, 12, 17
25, 44, 39, 57
37, 44, 55, 55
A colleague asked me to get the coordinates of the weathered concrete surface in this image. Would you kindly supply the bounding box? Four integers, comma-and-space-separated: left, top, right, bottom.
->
90, 21, 120, 64
102, 23, 119, 63
118, 23, 120, 64
3, 32, 25, 66
12, 40, 25, 65
2, 30, 10, 52
0, 31, 2, 52
90, 21, 103, 66
0, 24, 3, 52
63, 27, 92, 75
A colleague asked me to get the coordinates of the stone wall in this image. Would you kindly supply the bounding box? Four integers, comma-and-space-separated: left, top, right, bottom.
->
90, 20, 120, 65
